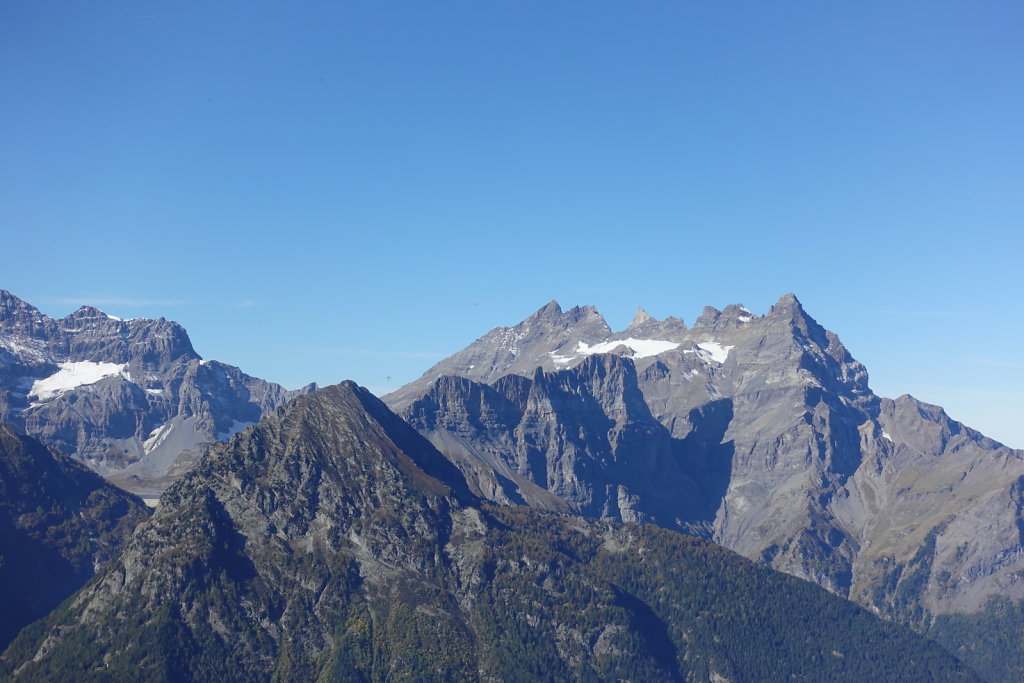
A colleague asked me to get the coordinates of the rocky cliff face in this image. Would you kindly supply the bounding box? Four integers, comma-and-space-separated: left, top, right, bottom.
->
404, 354, 718, 530
0, 383, 975, 682
0, 421, 149, 651
0, 291, 315, 494
389, 295, 1024, 679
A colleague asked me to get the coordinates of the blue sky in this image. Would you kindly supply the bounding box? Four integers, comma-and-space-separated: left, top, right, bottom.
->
2, 2, 1022, 446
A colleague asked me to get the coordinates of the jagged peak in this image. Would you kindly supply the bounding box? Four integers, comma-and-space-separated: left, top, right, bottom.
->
65, 305, 115, 321
0, 290, 43, 318
564, 303, 603, 322
0, 289, 31, 308
720, 303, 752, 318
627, 307, 656, 328
693, 306, 722, 328
528, 300, 563, 321
523, 300, 606, 325
187, 381, 475, 506
769, 292, 806, 317
778, 292, 801, 304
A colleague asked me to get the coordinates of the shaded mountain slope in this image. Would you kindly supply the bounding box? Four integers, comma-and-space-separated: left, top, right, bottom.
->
0, 422, 149, 651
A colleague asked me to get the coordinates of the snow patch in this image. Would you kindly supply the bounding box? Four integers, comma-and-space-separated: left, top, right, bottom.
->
143, 423, 173, 454
684, 342, 734, 364
146, 388, 164, 395
549, 338, 681, 366
582, 338, 681, 359
29, 361, 129, 401
882, 431, 893, 443
550, 352, 575, 366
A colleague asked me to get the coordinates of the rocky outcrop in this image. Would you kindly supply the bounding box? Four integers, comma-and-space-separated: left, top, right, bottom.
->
0, 290, 315, 494
0, 383, 976, 681
0, 421, 149, 651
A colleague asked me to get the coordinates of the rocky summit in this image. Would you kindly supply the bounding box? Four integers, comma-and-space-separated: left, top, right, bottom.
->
0, 291, 315, 495
0, 383, 975, 682
387, 295, 1024, 680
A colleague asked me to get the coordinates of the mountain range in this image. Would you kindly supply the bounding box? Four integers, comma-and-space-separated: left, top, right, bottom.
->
0, 383, 976, 681
0, 290, 315, 496
1, 291, 1022, 679
385, 295, 1024, 680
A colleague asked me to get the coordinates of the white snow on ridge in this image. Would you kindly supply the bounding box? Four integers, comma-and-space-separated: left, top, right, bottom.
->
29, 361, 130, 401
550, 338, 681, 365
685, 342, 734, 364
580, 338, 681, 359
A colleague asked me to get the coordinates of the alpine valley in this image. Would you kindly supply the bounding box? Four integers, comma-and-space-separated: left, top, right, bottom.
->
0, 291, 1021, 680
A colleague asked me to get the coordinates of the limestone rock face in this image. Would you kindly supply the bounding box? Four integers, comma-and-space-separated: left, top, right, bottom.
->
0, 290, 315, 494
388, 295, 1024, 673
1, 383, 976, 682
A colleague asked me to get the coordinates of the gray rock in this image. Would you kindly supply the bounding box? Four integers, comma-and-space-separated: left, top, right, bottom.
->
384, 300, 611, 411
0, 290, 315, 494
387, 293, 1024, 665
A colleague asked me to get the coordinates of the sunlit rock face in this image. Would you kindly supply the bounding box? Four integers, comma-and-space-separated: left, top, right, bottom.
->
0, 290, 315, 494
389, 295, 1024, 650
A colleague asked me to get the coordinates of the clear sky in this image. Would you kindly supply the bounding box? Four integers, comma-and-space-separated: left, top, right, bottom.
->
2, 2, 1022, 447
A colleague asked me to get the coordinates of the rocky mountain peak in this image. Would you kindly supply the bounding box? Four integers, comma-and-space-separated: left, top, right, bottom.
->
693, 306, 722, 328
522, 300, 606, 332
691, 303, 756, 330
529, 299, 563, 321
213, 381, 474, 505
0, 290, 47, 336
0, 290, 38, 317
628, 306, 656, 328
768, 292, 808, 319
66, 305, 110, 320
0, 292, 311, 493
